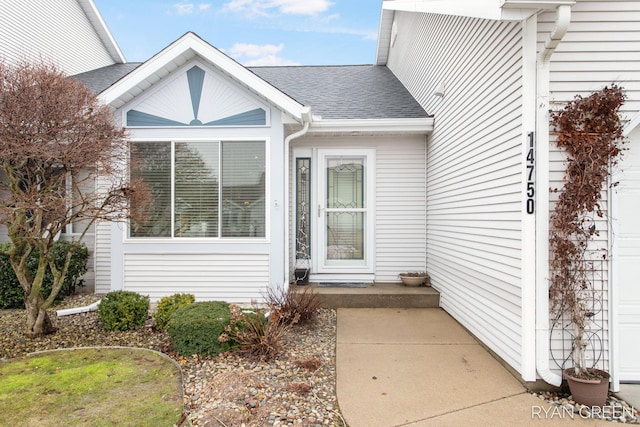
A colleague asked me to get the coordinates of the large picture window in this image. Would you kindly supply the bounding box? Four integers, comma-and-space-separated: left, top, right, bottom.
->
130, 141, 266, 238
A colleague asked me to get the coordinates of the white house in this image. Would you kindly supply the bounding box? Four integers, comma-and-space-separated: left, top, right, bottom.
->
2, 0, 639, 393
73, 32, 434, 302
376, 0, 640, 390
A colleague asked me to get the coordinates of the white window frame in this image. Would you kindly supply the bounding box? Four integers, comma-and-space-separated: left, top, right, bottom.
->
127, 138, 270, 242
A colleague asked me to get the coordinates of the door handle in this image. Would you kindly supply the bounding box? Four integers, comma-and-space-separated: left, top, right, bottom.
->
318, 204, 324, 218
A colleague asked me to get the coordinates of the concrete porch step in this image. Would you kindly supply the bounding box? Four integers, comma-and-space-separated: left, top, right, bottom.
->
294, 282, 440, 309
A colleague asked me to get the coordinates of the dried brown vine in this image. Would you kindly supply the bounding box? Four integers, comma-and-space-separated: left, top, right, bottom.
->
549, 85, 626, 377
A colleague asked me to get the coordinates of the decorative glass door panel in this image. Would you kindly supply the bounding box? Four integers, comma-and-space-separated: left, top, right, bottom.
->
315, 149, 374, 272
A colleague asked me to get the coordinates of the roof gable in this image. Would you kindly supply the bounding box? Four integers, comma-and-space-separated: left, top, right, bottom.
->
125, 61, 269, 127
100, 32, 310, 123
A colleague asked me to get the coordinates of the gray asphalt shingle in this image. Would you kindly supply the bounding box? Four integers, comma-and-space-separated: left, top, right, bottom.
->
73, 63, 142, 94
250, 65, 429, 120
73, 63, 429, 120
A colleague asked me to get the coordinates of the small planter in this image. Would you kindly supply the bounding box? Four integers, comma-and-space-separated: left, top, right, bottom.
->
399, 273, 430, 287
563, 368, 610, 408
294, 268, 310, 285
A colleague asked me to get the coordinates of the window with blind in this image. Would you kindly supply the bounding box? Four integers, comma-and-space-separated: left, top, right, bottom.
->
130, 141, 266, 238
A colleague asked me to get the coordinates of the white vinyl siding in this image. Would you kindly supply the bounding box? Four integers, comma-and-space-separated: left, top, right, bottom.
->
94, 221, 112, 294
540, 1, 640, 117
540, 0, 640, 376
123, 253, 270, 302
387, 12, 525, 373
0, 0, 116, 74
375, 138, 427, 282
290, 135, 427, 281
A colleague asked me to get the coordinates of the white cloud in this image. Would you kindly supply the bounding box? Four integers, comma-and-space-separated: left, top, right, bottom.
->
227, 43, 300, 66
274, 0, 333, 15
223, 0, 334, 17
230, 42, 283, 58
243, 55, 300, 66
171, 1, 212, 15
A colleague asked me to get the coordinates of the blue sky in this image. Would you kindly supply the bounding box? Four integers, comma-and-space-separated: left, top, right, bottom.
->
93, 0, 382, 66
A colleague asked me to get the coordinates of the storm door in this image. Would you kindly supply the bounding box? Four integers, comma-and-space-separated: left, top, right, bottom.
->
314, 149, 375, 274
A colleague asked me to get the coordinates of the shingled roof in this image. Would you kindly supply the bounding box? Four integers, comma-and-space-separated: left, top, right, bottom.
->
250, 65, 429, 120
73, 63, 143, 94
74, 63, 429, 120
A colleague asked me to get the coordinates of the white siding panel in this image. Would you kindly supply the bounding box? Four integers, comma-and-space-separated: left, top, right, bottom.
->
387, 12, 525, 373
0, 0, 116, 74
123, 253, 270, 303
539, 1, 640, 119
94, 221, 111, 294
376, 139, 427, 281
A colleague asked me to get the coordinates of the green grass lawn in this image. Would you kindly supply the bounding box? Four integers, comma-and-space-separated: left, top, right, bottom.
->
0, 347, 183, 426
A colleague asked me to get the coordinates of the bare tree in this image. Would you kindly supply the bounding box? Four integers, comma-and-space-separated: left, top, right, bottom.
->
0, 60, 148, 337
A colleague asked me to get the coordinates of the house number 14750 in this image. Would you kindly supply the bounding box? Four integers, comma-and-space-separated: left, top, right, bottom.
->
526, 132, 535, 214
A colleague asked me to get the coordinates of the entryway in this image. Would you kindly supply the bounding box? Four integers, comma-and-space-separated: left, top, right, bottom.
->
313, 149, 375, 279
293, 148, 377, 284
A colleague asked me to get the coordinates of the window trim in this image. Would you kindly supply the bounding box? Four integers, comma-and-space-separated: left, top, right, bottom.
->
126, 137, 270, 242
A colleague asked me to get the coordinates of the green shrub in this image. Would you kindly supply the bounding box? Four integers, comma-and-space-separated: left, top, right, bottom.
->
0, 241, 89, 309
155, 293, 195, 330
166, 301, 233, 357
98, 291, 149, 331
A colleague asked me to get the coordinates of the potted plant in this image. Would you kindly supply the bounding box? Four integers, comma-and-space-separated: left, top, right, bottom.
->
548, 85, 626, 407
398, 272, 431, 287
294, 258, 310, 285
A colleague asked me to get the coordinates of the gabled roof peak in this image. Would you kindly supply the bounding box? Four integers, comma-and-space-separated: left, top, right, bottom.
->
99, 32, 310, 123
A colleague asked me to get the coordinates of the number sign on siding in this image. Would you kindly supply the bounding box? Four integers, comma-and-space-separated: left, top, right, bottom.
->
526, 132, 535, 214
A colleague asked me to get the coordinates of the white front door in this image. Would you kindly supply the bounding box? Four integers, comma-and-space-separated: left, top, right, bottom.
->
313, 149, 375, 277
614, 126, 640, 382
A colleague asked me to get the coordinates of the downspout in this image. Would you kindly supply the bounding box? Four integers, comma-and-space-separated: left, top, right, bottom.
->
535, 4, 571, 387
283, 109, 312, 287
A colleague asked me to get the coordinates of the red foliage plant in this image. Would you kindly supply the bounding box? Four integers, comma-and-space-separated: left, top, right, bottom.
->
0, 60, 150, 336
549, 85, 626, 377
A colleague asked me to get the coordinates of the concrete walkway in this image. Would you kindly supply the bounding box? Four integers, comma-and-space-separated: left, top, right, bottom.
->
336, 308, 613, 426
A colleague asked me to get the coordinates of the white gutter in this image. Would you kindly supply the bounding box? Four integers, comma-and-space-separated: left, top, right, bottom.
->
307, 118, 433, 135
535, 4, 571, 387
283, 109, 312, 288
56, 299, 101, 317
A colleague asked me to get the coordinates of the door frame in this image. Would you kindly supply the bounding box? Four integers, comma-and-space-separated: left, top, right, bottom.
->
289, 146, 376, 282
311, 148, 376, 276
611, 125, 640, 388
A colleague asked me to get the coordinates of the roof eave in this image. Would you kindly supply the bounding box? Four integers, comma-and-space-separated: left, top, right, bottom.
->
376, 0, 575, 64
77, 0, 126, 64
376, 8, 395, 66
99, 33, 310, 123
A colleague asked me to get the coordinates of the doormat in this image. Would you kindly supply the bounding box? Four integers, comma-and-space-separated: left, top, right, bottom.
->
317, 282, 368, 288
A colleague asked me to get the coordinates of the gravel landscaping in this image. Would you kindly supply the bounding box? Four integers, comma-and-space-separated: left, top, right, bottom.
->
3, 294, 638, 426
0, 294, 345, 426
